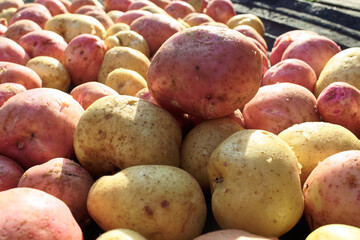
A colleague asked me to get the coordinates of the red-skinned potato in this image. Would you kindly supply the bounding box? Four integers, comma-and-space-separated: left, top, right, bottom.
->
282, 35, 341, 78
183, 12, 215, 27
4, 19, 42, 42
242, 83, 320, 134
64, 34, 107, 86
183, 0, 207, 12
34, 0, 68, 16
130, 14, 185, 56
317, 82, 360, 138
69, 0, 103, 13
0, 37, 30, 65
104, 0, 133, 12
18, 30, 68, 63
128, 0, 157, 10
0, 187, 83, 239
204, 0, 235, 24
0, 82, 26, 107
262, 59, 317, 93
194, 229, 278, 240
233, 24, 267, 52
0, 61, 42, 89
70, 81, 119, 110
18, 157, 94, 228
75, 5, 114, 30
0, 88, 84, 169
164, 1, 195, 19
0, 155, 24, 191
0, 0, 23, 12
147, 26, 262, 119
115, 9, 152, 25
9, 5, 52, 28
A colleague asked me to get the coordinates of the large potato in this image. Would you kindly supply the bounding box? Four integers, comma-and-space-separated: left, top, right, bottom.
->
0, 82, 26, 107
0, 155, 24, 191
74, 95, 182, 177
0, 36, 29, 65
278, 122, 360, 185
0, 61, 42, 89
0, 88, 84, 169
147, 26, 262, 119
87, 165, 207, 240
314, 47, 360, 97
208, 130, 304, 237
0, 187, 83, 239
44, 13, 107, 42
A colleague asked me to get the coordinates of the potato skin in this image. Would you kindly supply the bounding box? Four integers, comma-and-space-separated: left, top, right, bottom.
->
74, 95, 182, 177
87, 165, 207, 240
0, 61, 42, 89
0, 155, 24, 191
4, 19, 42, 42
0, 88, 84, 169
194, 229, 278, 240
0, 82, 26, 107
0, 37, 30, 65
97, 229, 147, 240
305, 224, 360, 240
9, 5, 52, 28
0, 187, 83, 240
147, 26, 262, 119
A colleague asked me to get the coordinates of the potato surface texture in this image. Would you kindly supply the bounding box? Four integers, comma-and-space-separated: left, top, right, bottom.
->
87, 165, 207, 240
74, 95, 182, 177
208, 130, 304, 237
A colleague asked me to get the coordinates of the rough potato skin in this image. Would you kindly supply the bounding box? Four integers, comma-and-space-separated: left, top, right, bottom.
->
0, 155, 24, 191
0, 61, 42, 89
147, 26, 262, 119
0, 88, 84, 169
74, 95, 182, 178
0, 187, 83, 240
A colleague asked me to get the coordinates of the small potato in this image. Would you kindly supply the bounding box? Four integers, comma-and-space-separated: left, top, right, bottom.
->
4, 19, 42, 42
0, 36, 29, 65
0, 82, 26, 107
44, 13, 107, 42
204, 0, 235, 24
115, 9, 152, 26
18, 158, 94, 228
164, 1, 195, 19
194, 229, 278, 240
70, 81, 119, 110
183, 12, 215, 27
180, 118, 243, 193
0, 7, 17, 26
0, 155, 24, 191
9, 5, 52, 28
0, 61, 42, 89
26, 56, 71, 92
105, 30, 150, 57
74, 95, 182, 177
233, 24, 267, 52
0, 187, 83, 239
106, 22, 130, 37
98, 46, 150, 83
107, 10, 124, 22
97, 229, 147, 240
104, 68, 147, 96
278, 122, 360, 185
226, 13, 265, 37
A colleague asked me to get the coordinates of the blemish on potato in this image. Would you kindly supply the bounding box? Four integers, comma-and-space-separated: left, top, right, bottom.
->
161, 200, 169, 208
213, 177, 223, 184
144, 205, 153, 215
17, 141, 24, 149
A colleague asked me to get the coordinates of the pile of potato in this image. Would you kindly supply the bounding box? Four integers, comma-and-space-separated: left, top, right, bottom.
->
0, 0, 360, 239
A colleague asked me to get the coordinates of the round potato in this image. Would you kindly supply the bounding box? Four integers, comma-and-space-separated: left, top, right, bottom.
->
4, 19, 42, 42
74, 95, 182, 177
164, 1, 195, 19
204, 0, 235, 24
0, 36, 29, 65
75, 5, 114, 30
9, 5, 52, 28
0, 61, 42, 89
183, 12, 215, 27
97, 229, 147, 240
0, 155, 24, 191
0, 7, 17, 26
0, 0, 23, 12
87, 165, 207, 240
226, 13, 265, 37
26, 56, 71, 92
115, 9, 152, 26
107, 10, 124, 22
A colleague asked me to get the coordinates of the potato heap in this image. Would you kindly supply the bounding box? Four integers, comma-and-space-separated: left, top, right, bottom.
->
1, 0, 360, 239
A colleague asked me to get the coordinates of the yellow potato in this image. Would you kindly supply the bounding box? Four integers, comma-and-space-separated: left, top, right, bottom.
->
315, 47, 360, 97
105, 68, 147, 96
98, 46, 150, 83
44, 13, 106, 42
227, 13, 265, 37
208, 129, 303, 237
26, 56, 71, 92
74, 95, 182, 177
306, 224, 360, 240
278, 122, 360, 185
96, 228, 147, 240
104, 30, 150, 57
87, 165, 207, 240
106, 22, 130, 37
0, 7, 16, 25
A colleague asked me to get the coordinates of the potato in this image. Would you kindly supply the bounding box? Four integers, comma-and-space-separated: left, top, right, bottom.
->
0, 155, 24, 191
233, 24, 267, 52
87, 165, 207, 240
26, 56, 71, 92
0, 23, 6, 35
226, 13, 265, 37
107, 10, 124, 22
44, 13, 107, 42
98, 46, 150, 83
128, 0, 157, 10
34, 0, 68, 16
106, 22, 129, 37
9, 5, 52, 28
281, 35, 341, 78
242, 83, 320, 134
70, 81, 119, 110
69, 0, 103, 13
303, 150, 360, 230
180, 118, 243, 193
0, 187, 83, 239
74, 95, 182, 177
0, 61, 42, 89
63, 33, 107, 85
306, 224, 360, 240
0, 7, 17, 26
199, 21, 228, 28
115, 9, 152, 25
164, 1, 195, 19
0, 82, 26, 107
262, 59, 317, 93
0, 36, 29, 65
0, 88, 84, 169
104, 0, 133, 12
3, 19, 42, 42
97, 229, 147, 240
75, 5, 114, 30
105, 30, 150, 57
183, 12, 215, 27
0, 0, 23, 11
204, 0, 235, 24
130, 13, 185, 56
18, 30, 68, 63
104, 68, 147, 96
17, 157, 94, 228
315, 47, 360, 97
208, 130, 304, 237
194, 229, 278, 240
135, 87, 159, 106
147, 26, 262, 119
278, 122, 360, 185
